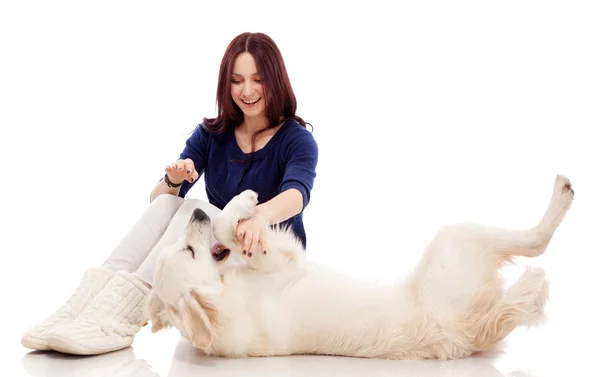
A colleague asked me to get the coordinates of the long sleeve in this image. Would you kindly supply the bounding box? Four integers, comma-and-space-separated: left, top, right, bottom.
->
279, 129, 319, 210
177, 124, 211, 198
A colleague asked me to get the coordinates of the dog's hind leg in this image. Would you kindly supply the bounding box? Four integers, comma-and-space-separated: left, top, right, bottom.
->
467, 267, 549, 352
425, 175, 574, 268
405, 176, 572, 320
452, 178, 566, 354
485, 175, 573, 263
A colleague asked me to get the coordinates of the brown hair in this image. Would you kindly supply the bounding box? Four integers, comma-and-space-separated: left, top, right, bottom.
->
202, 32, 310, 154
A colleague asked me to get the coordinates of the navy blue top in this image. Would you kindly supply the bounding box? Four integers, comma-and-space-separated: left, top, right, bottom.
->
176, 118, 318, 248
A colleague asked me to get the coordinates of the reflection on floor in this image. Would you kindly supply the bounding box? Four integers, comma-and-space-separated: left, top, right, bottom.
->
19, 329, 543, 377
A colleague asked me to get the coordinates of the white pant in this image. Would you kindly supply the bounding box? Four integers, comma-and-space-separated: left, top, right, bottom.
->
101, 194, 222, 285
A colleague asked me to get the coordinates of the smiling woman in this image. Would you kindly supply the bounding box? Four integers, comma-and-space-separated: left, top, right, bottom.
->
204, 32, 307, 157
231, 54, 265, 122
21, 31, 319, 356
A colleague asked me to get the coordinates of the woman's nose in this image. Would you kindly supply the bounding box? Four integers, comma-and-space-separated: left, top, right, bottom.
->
243, 81, 253, 96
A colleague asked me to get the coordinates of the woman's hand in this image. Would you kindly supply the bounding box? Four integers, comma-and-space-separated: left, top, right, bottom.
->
165, 158, 199, 184
236, 208, 270, 256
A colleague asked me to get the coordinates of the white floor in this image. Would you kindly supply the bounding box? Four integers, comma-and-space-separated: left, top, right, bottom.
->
12, 316, 600, 377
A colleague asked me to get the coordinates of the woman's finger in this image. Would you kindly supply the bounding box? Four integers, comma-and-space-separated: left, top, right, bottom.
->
183, 159, 194, 181
189, 169, 199, 182
242, 231, 253, 256
259, 236, 268, 255
176, 159, 185, 172
236, 222, 245, 242
248, 235, 258, 258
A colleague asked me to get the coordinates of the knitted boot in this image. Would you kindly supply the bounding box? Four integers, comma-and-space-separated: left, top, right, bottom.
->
45, 270, 150, 355
21, 267, 116, 351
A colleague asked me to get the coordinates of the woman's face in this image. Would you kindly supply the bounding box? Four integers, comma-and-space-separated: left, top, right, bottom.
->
231, 52, 266, 120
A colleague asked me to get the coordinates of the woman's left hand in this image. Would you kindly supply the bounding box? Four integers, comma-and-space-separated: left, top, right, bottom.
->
236, 209, 270, 257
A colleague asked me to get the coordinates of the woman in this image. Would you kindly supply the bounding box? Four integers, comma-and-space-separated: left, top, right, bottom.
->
21, 32, 318, 355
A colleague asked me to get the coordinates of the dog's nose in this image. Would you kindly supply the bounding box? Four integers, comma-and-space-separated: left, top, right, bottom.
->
192, 208, 208, 222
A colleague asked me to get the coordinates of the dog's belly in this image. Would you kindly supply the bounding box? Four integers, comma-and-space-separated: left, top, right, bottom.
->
214, 265, 466, 359
238, 266, 419, 357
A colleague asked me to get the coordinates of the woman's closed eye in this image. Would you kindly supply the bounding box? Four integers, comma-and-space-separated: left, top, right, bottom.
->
231, 78, 262, 84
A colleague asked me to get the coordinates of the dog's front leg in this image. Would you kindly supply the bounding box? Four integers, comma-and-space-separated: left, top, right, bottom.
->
212, 190, 258, 253
212, 190, 303, 272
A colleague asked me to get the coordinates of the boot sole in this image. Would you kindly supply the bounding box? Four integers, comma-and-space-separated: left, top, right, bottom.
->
47, 335, 130, 355
21, 335, 51, 351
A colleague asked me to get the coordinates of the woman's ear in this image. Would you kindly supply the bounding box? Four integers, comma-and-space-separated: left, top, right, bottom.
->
144, 289, 171, 333
178, 288, 221, 350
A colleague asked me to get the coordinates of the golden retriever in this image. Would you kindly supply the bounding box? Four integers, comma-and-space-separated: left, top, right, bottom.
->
145, 175, 573, 360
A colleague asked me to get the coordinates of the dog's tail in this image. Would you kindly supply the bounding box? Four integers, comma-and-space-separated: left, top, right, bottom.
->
463, 267, 549, 353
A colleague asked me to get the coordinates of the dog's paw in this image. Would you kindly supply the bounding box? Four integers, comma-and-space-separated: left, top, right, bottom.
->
518, 267, 549, 326
554, 175, 574, 196
225, 190, 258, 222
549, 175, 574, 213
234, 190, 259, 210
212, 190, 259, 249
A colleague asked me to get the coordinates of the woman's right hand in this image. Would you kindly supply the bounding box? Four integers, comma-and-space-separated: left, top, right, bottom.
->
165, 158, 199, 184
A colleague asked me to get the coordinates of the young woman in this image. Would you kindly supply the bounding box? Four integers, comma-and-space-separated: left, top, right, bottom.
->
21, 32, 318, 355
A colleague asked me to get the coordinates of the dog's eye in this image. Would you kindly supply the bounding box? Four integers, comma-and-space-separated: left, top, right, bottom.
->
185, 245, 195, 259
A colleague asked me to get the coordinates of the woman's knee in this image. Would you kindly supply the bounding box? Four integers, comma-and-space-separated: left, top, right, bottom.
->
177, 198, 222, 219
151, 193, 185, 209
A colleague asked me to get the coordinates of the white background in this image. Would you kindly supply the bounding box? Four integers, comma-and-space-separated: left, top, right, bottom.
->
1, 1, 599, 376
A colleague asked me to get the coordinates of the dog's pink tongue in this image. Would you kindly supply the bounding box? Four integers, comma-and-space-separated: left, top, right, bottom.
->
211, 242, 226, 255
211, 243, 230, 262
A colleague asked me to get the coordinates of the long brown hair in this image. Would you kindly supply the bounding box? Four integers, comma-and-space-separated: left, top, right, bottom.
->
202, 32, 311, 154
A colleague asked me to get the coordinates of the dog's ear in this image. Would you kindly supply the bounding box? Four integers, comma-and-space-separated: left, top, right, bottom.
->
144, 289, 171, 332
178, 288, 220, 350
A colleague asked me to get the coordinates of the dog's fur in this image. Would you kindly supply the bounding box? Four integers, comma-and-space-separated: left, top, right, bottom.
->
145, 175, 573, 360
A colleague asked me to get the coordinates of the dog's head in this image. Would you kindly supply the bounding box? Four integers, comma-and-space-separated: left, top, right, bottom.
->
144, 208, 228, 350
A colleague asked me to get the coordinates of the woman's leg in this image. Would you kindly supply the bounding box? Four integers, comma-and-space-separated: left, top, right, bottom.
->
21, 194, 184, 351
101, 194, 185, 272
43, 198, 223, 355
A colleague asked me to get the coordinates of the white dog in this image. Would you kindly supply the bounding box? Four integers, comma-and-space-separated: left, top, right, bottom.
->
145, 175, 573, 360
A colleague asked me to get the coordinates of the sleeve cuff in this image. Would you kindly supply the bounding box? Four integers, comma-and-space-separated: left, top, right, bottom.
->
281, 182, 309, 210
